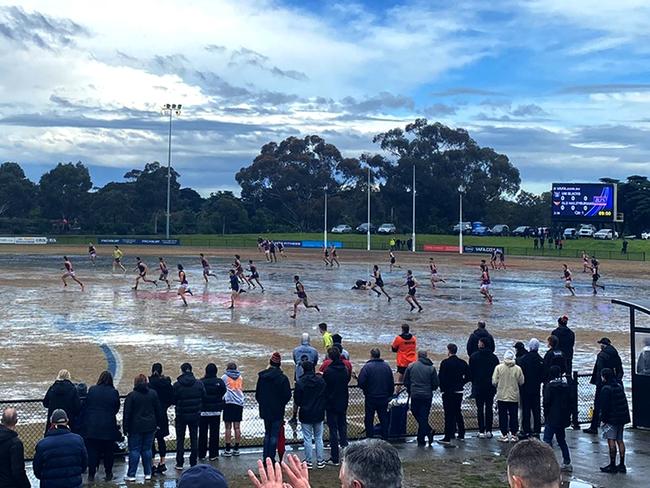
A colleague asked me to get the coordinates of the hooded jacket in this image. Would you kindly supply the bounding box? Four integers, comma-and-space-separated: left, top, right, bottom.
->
543, 377, 573, 428
466, 328, 495, 356
519, 350, 545, 394
0, 426, 30, 488
590, 344, 624, 385
492, 357, 525, 402
255, 366, 292, 421
81, 384, 120, 441
551, 325, 575, 362
222, 370, 245, 407
391, 332, 417, 368
600, 379, 630, 425
293, 341, 319, 380
173, 371, 206, 422
469, 349, 499, 395
404, 356, 439, 400
200, 376, 227, 413
323, 359, 351, 413
357, 358, 394, 402
43, 380, 81, 432
294, 372, 327, 423
123, 383, 163, 435
543, 348, 568, 381
148, 373, 174, 436
33, 426, 87, 488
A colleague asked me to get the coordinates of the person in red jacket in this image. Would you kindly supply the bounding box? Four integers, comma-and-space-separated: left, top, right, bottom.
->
391, 324, 417, 386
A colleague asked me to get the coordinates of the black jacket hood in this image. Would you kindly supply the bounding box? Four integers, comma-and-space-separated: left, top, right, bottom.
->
177, 371, 198, 386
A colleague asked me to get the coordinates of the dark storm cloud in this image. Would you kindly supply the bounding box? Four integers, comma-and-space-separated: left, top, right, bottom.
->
431, 87, 503, 97
341, 92, 414, 113
0, 6, 89, 51
558, 83, 650, 94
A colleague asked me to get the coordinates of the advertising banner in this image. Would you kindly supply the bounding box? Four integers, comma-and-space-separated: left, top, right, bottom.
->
462, 245, 504, 254
301, 240, 343, 248
98, 238, 180, 246
278, 240, 302, 247
0, 236, 48, 245
423, 244, 459, 252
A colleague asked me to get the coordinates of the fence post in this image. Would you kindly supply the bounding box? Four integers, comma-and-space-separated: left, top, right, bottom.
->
571, 371, 580, 429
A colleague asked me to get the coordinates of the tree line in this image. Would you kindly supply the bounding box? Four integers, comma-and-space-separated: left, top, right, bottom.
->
1, 119, 648, 235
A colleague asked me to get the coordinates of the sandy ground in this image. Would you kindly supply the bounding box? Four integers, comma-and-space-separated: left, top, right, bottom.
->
0, 244, 648, 399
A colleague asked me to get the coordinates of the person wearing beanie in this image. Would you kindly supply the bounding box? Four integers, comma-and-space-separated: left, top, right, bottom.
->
518, 339, 544, 438
33, 409, 88, 488
290, 333, 319, 427
173, 363, 206, 470
148, 363, 174, 474
177, 464, 228, 488
42, 369, 81, 435
492, 350, 525, 442
255, 352, 292, 462
199, 364, 227, 461
513, 342, 528, 363
221, 362, 244, 457
598, 367, 630, 473
585, 338, 624, 435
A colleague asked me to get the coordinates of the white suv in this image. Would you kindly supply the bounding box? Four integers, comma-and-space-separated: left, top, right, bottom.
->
378, 223, 397, 234
578, 224, 596, 237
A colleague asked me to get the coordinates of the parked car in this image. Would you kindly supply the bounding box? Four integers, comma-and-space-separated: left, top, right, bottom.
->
471, 221, 489, 236
331, 224, 352, 234
488, 224, 510, 236
356, 223, 376, 234
512, 226, 531, 237
452, 222, 472, 234
594, 228, 619, 240
563, 228, 577, 239
377, 223, 397, 234
578, 224, 597, 237
641, 231, 650, 240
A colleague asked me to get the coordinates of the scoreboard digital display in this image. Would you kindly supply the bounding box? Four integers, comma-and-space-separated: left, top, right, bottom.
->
551, 183, 616, 221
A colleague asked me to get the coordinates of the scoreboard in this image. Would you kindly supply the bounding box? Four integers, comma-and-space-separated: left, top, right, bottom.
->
551, 183, 616, 222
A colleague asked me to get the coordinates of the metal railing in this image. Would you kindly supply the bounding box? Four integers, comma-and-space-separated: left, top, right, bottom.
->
2, 376, 599, 460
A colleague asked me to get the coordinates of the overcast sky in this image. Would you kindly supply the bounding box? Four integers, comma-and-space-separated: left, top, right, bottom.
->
1, 0, 650, 196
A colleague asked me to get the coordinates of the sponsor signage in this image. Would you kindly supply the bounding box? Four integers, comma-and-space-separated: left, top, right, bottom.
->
462, 246, 504, 254
98, 238, 180, 246
423, 244, 459, 252
301, 240, 343, 248
278, 240, 302, 247
0, 236, 48, 245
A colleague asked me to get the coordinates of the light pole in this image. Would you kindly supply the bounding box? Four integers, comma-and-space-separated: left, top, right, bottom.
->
411, 164, 416, 252
367, 166, 371, 251
324, 186, 328, 249
161, 103, 182, 239
458, 184, 465, 254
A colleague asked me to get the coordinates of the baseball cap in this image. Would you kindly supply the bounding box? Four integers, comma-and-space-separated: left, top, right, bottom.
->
50, 409, 68, 425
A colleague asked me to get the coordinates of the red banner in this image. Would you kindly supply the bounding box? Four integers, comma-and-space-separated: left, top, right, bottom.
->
423, 244, 459, 252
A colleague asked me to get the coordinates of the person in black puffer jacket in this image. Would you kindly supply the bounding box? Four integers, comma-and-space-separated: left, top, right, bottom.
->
43, 370, 81, 435
82, 371, 120, 482
294, 361, 327, 468
148, 363, 174, 474
0, 408, 31, 488
322, 347, 351, 465
466, 321, 495, 357
585, 338, 624, 434
469, 338, 499, 437
543, 336, 567, 382
255, 352, 292, 462
551, 315, 575, 373
199, 363, 226, 461
33, 409, 88, 488
543, 365, 573, 471
519, 339, 545, 437
599, 368, 630, 474
173, 363, 206, 469
123, 374, 163, 481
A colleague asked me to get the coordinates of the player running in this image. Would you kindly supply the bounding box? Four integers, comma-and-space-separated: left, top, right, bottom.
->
158, 257, 171, 289
262, 240, 271, 262
88, 243, 97, 266
200, 253, 217, 282
112, 246, 126, 273
269, 241, 278, 263
277, 241, 286, 258
233, 255, 250, 287
480, 267, 493, 304
429, 258, 446, 289
562, 264, 576, 296
62, 256, 84, 291
496, 249, 507, 270
177, 264, 193, 306
330, 246, 340, 268
389, 250, 400, 272
582, 251, 590, 273
133, 257, 157, 290
490, 250, 498, 270
404, 270, 423, 312
590, 257, 605, 295
291, 275, 320, 319
323, 247, 331, 266
247, 260, 264, 291
370, 265, 391, 301
229, 269, 245, 309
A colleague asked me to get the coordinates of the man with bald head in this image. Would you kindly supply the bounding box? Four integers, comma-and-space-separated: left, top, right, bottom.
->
0, 408, 30, 488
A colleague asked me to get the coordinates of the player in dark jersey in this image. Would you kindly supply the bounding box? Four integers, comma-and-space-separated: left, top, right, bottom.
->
389, 250, 400, 272
352, 280, 372, 290
200, 253, 217, 282
88, 243, 97, 266
403, 270, 423, 312
158, 257, 171, 289
490, 250, 498, 270
177, 264, 193, 306
371, 264, 391, 301
269, 241, 277, 263
247, 260, 264, 291
590, 257, 605, 295
262, 240, 271, 262
277, 241, 286, 258
291, 275, 320, 319
330, 245, 340, 268
257, 236, 264, 252
62, 256, 84, 290
229, 269, 245, 309
562, 264, 576, 296
233, 254, 251, 287
480, 268, 493, 304
133, 257, 157, 290
582, 251, 590, 273
496, 249, 506, 270
429, 258, 446, 289
323, 247, 331, 266
480, 259, 488, 273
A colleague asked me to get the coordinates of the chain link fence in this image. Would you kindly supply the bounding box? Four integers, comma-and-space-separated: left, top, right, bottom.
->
1, 376, 600, 460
